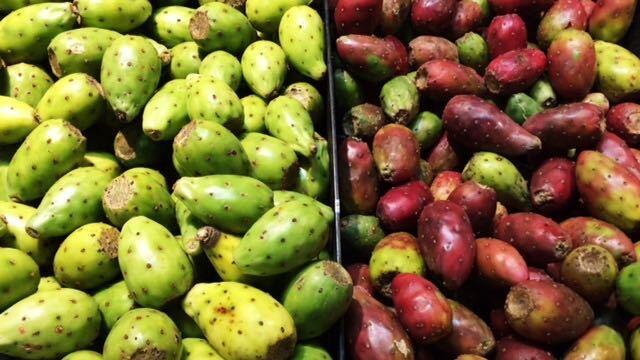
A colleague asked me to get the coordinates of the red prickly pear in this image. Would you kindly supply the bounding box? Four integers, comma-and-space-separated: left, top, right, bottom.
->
494, 338, 557, 360
451, 0, 490, 38
416, 60, 486, 101
487, 0, 554, 16
427, 134, 460, 174
475, 238, 529, 287
494, 213, 572, 265
530, 158, 576, 214
409, 36, 459, 69
448, 181, 497, 236
545, 262, 563, 281
417, 200, 477, 290
485, 49, 547, 96
346, 286, 415, 360
597, 131, 640, 178
548, 29, 597, 100
335, 0, 383, 35
606, 103, 640, 146
339, 137, 380, 214
438, 300, 496, 357
583, 92, 611, 114
588, 0, 638, 43
380, 0, 413, 35
537, 0, 588, 49
411, 0, 457, 35
431, 171, 463, 201
377, 181, 434, 231
528, 267, 553, 281
560, 217, 636, 265
372, 124, 421, 184
443, 95, 542, 157
347, 264, 375, 295
486, 14, 528, 58
581, 0, 597, 16
505, 280, 594, 344
391, 273, 453, 344
523, 103, 605, 154
336, 35, 409, 83
490, 309, 513, 338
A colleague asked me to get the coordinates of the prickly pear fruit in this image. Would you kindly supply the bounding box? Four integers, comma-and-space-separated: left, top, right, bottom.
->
290, 344, 332, 360
456, 32, 490, 74
186, 75, 243, 132
373, 124, 420, 184
170, 42, 202, 80
430, 170, 463, 201
296, 134, 330, 200
561, 217, 635, 265
589, 0, 637, 43
93, 280, 136, 330
451, 0, 490, 38
494, 338, 556, 360
370, 232, 426, 296
341, 215, 385, 256
530, 77, 558, 108
377, 181, 433, 231
150, 6, 194, 48
505, 280, 594, 344
280, 5, 327, 80
0, 248, 39, 311
537, 0, 588, 49
274, 190, 336, 222
408, 36, 458, 69
62, 350, 102, 360
485, 49, 547, 96
487, 14, 527, 58
530, 158, 576, 214
343, 103, 386, 141
618, 262, 640, 314
476, 238, 528, 287
428, 135, 459, 174
197, 51, 241, 91
7, 119, 86, 202
339, 138, 379, 214
564, 325, 625, 360
347, 264, 374, 294
195, 227, 257, 283
548, 29, 596, 100
411, 111, 443, 150
505, 93, 543, 124
561, 244, 618, 303
607, 103, 640, 145
265, 96, 316, 157
334, 0, 382, 35
37, 276, 61, 292
0, 202, 55, 266
246, 0, 311, 34
240, 95, 267, 133
391, 273, 453, 344
380, 75, 419, 125
334, 68, 365, 109
73, 0, 151, 33
180, 338, 225, 359
583, 92, 611, 113
448, 182, 497, 236
101, 35, 162, 123
597, 131, 640, 177
0, 63, 52, 107
416, 60, 486, 101
284, 82, 324, 124
142, 79, 188, 141
336, 35, 409, 83
594, 41, 640, 103
241, 41, 287, 99
240, 132, 298, 190
0, 96, 39, 145
438, 300, 495, 356
411, 0, 457, 35
189, 2, 255, 54
380, 0, 412, 34
102, 308, 181, 360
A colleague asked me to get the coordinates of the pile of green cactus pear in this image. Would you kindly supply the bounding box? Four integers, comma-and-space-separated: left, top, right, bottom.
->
333, 0, 640, 358
0, 1, 350, 359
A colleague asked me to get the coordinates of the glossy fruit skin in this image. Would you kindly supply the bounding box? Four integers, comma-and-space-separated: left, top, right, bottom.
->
505, 93, 543, 124
408, 36, 459, 69
548, 29, 597, 101
373, 124, 421, 185
448, 181, 497, 236
245, 0, 313, 34
0, 96, 39, 146
93, 281, 136, 330
0, 201, 56, 266
347, 263, 375, 295
428, 134, 459, 174
0, 63, 53, 108
594, 41, 640, 103
369, 232, 426, 297
0, 248, 39, 311
431, 171, 463, 201
484, 49, 547, 96
451, 0, 490, 38
279, 6, 327, 81
339, 137, 379, 214
189, 2, 255, 54
411, 0, 457, 35
530, 158, 576, 215
486, 14, 527, 58
536, 0, 588, 49
561, 245, 618, 304
438, 300, 496, 357
240, 133, 298, 190
334, 0, 382, 35
564, 325, 626, 360
476, 238, 529, 287
265, 96, 316, 158
415, 60, 486, 101
487, 0, 554, 16
377, 181, 433, 231
560, 217, 635, 266
494, 337, 556, 360
617, 262, 640, 315
607, 103, 640, 145
336, 35, 409, 83
583, 92, 611, 113
588, 0, 638, 43
597, 131, 640, 178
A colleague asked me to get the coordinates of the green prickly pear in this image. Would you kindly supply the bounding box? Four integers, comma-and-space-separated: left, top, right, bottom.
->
245, 0, 311, 34
291, 344, 333, 360
0, 96, 39, 145
340, 214, 385, 256
196, 226, 259, 283
37, 276, 62, 292
241, 40, 287, 99
189, 2, 256, 54
119, 216, 194, 308
282, 261, 353, 339
284, 82, 325, 124
296, 134, 330, 200
0, 0, 66, 12
73, 0, 152, 33
0, 3, 76, 64
200, 51, 243, 91
273, 190, 334, 223
410, 111, 443, 149
48, 28, 121, 79
186, 74, 244, 131
241, 132, 299, 190
369, 232, 426, 297
595, 40, 640, 103
334, 68, 365, 110
101, 35, 162, 123
113, 124, 163, 168
0, 202, 55, 266
200, 0, 246, 9
0, 288, 101, 359
240, 95, 267, 133
150, 6, 195, 48
180, 338, 225, 359
173, 195, 207, 257
6, 119, 86, 202
165, 304, 204, 339
62, 350, 103, 360
0, 248, 39, 311
102, 168, 175, 229
456, 32, 490, 74
0, 63, 53, 107
183, 282, 297, 360
93, 280, 136, 330
173, 175, 273, 234
36, 73, 106, 130
279, 5, 327, 80
81, 152, 121, 178
142, 79, 189, 141
53, 223, 120, 290
380, 75, 420, 125
235, 198, 329, 276
564, 325, 625, 359
146, 36, 173, 65
102, 308, 181, 360
170, 42, 203, 79
265, 96, 316, 157
505, 93, 543, 124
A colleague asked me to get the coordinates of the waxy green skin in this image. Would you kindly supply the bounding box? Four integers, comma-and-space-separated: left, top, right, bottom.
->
340, 214, 385, 256
27, 167, 115, 239
150, 6, 195, 48
282, 261, 353, 339
273, 190, 335, 224
380, 75, 420, 125
564, 325, 625, 360
617, 262, 640, 315
181, 338, 225, 360
198, 228, 260, 284
62, 350, 103, 360
0, 63, 53, 107
186, 75, 244, 132
170, 42, 202, 79
369, 232, 426, 297
173, 175, 274, 234
119, 217, 194, 309
241, 132, 299, 190
183, 282, 297, 360
0, 248, 39, 311
74, 0, 152, 33
101, 35, 162, 123
81, 152, 121, 178
235, 198, 329, 276
529, 77, 558, 108
113, 124, 163, 168
0, 202, 56, 266
297, 134, 330, 200
456, 32, 490, 74
279, 5, 327, 80
265, 96, 316, 157
103, 308, 181, 360
241, 95, 267, 133
506, 93, 543, 124
37, 276, 61, 292
144, 37, 171, 67
0, 288, 101, 359
53, 223, 120, 290
242, 41, 288, 99
48, 28, 121, 79
411, 111, 443, 149
142, 79, 189, 141
102, 168, 176, 229
0, 0, 66, 12
291, 344, 333, 360
200, 50, 243, 91
246, 0, 312, 33
0, 2, 76, 64
7, 119, 86, 202
334, 69, 365, 110
189, 2, 256, 54
0, 95, 39, 145
36, 73, 106, 130
285, 82, 325, 124
595, 40, 640, 103
93, 280, 136, 330
173, 195, 206, 257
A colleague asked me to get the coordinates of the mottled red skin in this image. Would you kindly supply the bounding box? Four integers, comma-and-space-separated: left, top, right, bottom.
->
451, 0, 487, 38
528, 267, 553, 281
339, 137, 380, 214
448, 181, 498, 236
335, 0, 383, 35
536, 0, 588, 49
486, 14, 528, 59
530, 158, 576, 214
427, 134, 460, 173
438, 300, 496, 356
373, 124, 421, 185
560, 217, 636, 265
391, 273, 453, 345
522, 103, 605, 154
411, 0, 457, 35
377, 181, 434, 231
505, 280, 594, 345
597, 131, 640, 178
430, 171, 463, 201
476, 238, 529, 287
588, 0, 637, 42
443, 95, 542, 157
581, 0, 597, 16
409, 36, 459, 69
548, 29, 596, 100
490, 309, 513, 338
494, 213, 573, 265
494, 338, 557, 360
545, 262, 563, 281
416, 60, 486, 101
348, 264, 375, 295
488, 0, 555, 16
346, 286, 415, 360
606, 103, 640, 146
417, 200, 476, 290
380, 0, 413, 34
485, 49, 547, 96
336, 35, 409, 83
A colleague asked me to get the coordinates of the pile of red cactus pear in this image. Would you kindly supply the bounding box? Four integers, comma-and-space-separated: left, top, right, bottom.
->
334, 0, 640, 358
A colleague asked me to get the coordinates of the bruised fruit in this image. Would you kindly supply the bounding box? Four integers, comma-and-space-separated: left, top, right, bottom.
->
370, 232, 426, 296
561, 245, 618, 303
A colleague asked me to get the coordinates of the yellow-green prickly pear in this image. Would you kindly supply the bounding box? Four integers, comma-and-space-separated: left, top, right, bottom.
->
241, 40, 288, 99
0, 202, 56, 266
142, 79, 189, 141
200, 50, 243, 91
150, 6, 195, 48
0, 95, 39, 145
93, 280, 136, 330
0, 63, 53, 107
37, 276, 61, 292
170, 42, 203, 79
291, 344, 334, 360
81, 152, 121, 178
265, 96, 316, 157
196, 226, 260, 283
296, 134, 330, 200
62, 350, 103, 360
73, 0, 152, 33
595, 40, 640, 103
279, 6, 327, 80
0, 248, 39, 311
273, 190, 335, 224
240, 132, 299, 190
284, 82, 325, 124
246, 0, 312, 34
240, 95, 267, 133
189, 2, 256, 54
181, 338, 225, 359
186, 75, 244, 132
